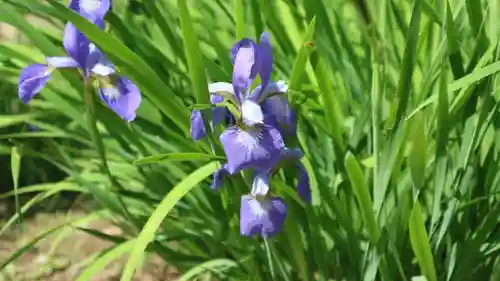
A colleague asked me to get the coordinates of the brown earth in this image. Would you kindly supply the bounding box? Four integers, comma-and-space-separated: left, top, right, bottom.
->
0, 207, 179, 281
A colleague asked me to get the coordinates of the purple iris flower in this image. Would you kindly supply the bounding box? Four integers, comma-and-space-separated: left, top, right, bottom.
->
212, 148, 310, 238
192, 32, 311, 238
17, 0, 141, 122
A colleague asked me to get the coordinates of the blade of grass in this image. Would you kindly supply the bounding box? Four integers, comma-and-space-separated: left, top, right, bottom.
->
119, 161, 218, 281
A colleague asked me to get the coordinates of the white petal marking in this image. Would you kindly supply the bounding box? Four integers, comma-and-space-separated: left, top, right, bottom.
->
102, 87, 120, 100
80, 0, 101, 13
242, 100, 263, 126
248, 198, 272, 218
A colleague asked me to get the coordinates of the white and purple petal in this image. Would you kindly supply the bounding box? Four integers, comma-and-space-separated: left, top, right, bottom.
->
208, 82, 234, 96
18, 64, 52, 104
219, 125, 284, 174
249, 80, 288, 102
251, 171, 271, 196
45, 57, 80, 68
99, 77, 141, 122
88, 43, 115, 75
190, 110, 207, 141
241, 99, 264, 126
240, 195, 286, 237
69, 0, 111, 28
231, 39, 258, 101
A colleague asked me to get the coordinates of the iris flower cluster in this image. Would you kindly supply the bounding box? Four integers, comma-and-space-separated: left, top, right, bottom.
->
190, 32, 311, 238
18, 0, 141, 122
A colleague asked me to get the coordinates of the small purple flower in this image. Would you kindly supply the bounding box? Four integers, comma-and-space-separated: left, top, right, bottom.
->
17, 0, 141, 122
240, 195, 286, 237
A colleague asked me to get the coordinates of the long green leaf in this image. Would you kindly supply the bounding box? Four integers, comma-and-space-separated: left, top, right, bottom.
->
119, 161, 218, 281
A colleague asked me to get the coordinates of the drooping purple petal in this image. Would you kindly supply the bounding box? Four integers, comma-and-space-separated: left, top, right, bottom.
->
18, 64, 52, 104
190, 110, 206, 141
69, 0, 111, 28
296, 163, 311, 203
231, 39, 258, 101
45, 57, 80, 68
219, 125, 284, 174
210, 164, 229, 189
63, 23, 90, 70
240, 195, 286, 237
99, 77, 141, 122
251, 171, 270, 196
254, 32, 273, 100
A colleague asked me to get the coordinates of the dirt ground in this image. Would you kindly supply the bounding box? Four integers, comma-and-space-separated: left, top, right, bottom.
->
0, 208, 179, 281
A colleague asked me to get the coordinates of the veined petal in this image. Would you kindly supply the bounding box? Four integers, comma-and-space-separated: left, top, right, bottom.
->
208, 82, 234, 96
91, 62, 116, 76
231, 39, 258, 101
219, 125, 284, 174
18, 64, 52, 104
63, 23, 90, 69
45, 57, 79, 68
251, 172, 270, 196
241, 99, 263, 126
255, 32, 273, 99
190, 110, 207, 141
69, 0, 110, 28
297, 163, 311, 203
99, 77, 141, 122
240, 195, 286, 237
210, 164, 229, 189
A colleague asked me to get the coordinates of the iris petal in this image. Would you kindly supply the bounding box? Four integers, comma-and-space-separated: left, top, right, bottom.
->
190, 110, 207, 141
99, 77, 141, 122
240, 195, 286, 237
208, 82, 234, 96
219, 125, 284, 174
231, 39, 258, 101
63, 23, 90, 70
45, 57, 79, 68
68, 0, 111, 28
18, 64, 52, 104
241, 99, 264, 126
251, 172, 270, 196
255, 32, 273, 99
249, 80, 288, 102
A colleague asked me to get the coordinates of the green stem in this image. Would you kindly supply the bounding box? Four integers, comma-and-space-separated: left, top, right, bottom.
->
83, 79, 137, 232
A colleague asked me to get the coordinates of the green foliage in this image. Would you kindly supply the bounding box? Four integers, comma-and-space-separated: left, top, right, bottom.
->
1, 0, 500, 280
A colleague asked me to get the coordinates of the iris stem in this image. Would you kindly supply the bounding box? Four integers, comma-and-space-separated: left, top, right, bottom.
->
263, 238, 276, 280
83, 78, 138, 232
